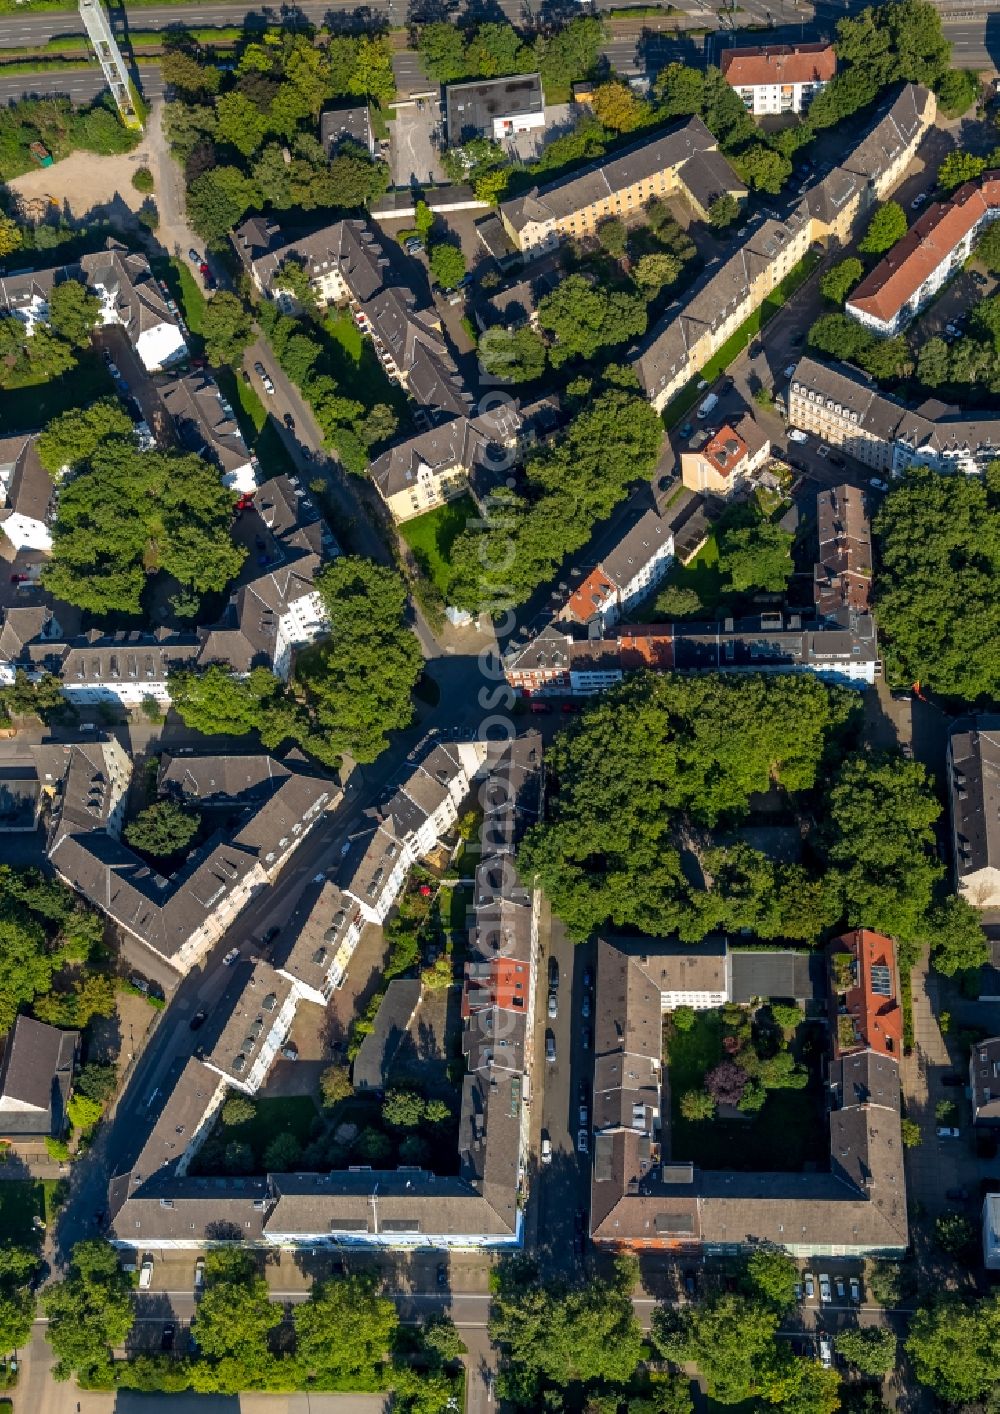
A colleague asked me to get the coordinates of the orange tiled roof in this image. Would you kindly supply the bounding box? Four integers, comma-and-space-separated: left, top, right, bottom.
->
701, 424, 748, 478
564, 567, 617, 625
721, 42, 836, 89
848, 174, 1000, 326
619, 626, 674, 670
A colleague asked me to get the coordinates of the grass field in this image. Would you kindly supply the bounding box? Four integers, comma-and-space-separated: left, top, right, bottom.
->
399, 495, 474, 597
322, 308, 409, 418
667, 1011, 827, 1172
216, 367, 298, 481
0, 1179, 65, 1248
0, 350, 115, 430
223, 1096, 318, 1168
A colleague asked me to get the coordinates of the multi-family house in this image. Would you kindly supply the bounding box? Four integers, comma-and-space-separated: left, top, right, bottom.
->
0, 1015, 79, 1147
106, 735, 543, 1255
789, 356, 1000, 475
157, 371, 258, 494
970, 1036, 1000, 1125
633, 85, 935, 412
829, 929, 903, 1060
558, 510, 674, 632
201, 961, 299, 1095
590, 934, 908, 1257
273, 880, 364, 1005
243, 218, 387, 310
499, 116, 747, 254
948, 717, 1000, 909
369, 404, 522, 523
721, 43, 836, 116
446, 74, 545, 142
814, 483, 872, 620
80, 241, 189, 371
847, 174, 1000, 334
0, 433, 54, 553
48, 750, 335, 984
679, 415, 771, 498
319, 104, 376, 156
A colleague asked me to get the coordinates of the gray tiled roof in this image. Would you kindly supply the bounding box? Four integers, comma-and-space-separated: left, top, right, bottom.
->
950, 716, 1000, 881
157, 371, 253, 478
353, 979, 423, 1091
0, 1015, 77, 1138
253, 220, 386, 304
0, 433, 53, 528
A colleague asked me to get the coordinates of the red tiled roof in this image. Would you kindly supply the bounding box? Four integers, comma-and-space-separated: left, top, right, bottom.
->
619, 626, 674, 669
848, 174, 1000, 326
721, 42, 836, 89
830, 929, 902, 1060
701, 423, 748, 479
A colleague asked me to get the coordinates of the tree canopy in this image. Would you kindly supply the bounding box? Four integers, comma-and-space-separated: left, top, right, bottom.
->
37, 397, 135, 475
43, 443, 245, 616
858, 201, 908, 255
201, 291, 254, 367
0, 1247, 38, 1359
124, 800, 200, 858
820, 258, 864, 305
520, 672, 853, 941
537, 275, 647, 366
477, 326, 547, 383
906, 1295, 1000, 1404
294, 1274, 398, 1383
43, 1240, 134, 1385
874, 466, 1000, 700
0, 867, 104, 1031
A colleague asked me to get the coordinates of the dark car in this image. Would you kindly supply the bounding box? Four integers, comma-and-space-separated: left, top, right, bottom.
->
253, 361, 266, 378
679, 422, 693, 438
283, 413, 295, 431
437, 1263, 448, 1288
684, 1270, 697, 1297
549, 957, 559, 989
161, 1323, 175, 1352
719, 376, 735, 393
941, 1073, 965, 1087
189, 1010, 207, 1031
583, 965, 593, 990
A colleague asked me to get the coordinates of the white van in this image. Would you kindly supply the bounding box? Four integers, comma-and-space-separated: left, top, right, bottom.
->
138, 1255, 154, 1290
540, 1134, 552, 1165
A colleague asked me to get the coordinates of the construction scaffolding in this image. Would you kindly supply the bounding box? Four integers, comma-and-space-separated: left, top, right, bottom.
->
78, 0, 143, 131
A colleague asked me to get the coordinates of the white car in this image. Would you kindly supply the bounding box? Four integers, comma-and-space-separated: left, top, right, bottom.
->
911, 192, 927, 209
194, 1257, 205, 1291
223, 947, 240, 965
819, 1273, 832, 1303
937, 1125, 960, 1138
819, 1334, 833, 1369
836, 1277, 846, 1299
817, 443, 830, 459
849, 1276, 861, 1303
783, 363, 797, 378
139, 1255, 154, 1290
540, 1134, 552, 1165
788, 428, 809, 444
577, 1128, 589, 1155
804, 1272, 815, 1299
869, 477, 889, 491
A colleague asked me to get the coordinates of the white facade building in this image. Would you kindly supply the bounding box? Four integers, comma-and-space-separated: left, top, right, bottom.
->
721, 43, 837, 116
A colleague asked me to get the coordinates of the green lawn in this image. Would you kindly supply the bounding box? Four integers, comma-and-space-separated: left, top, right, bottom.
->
322, 308, 409, 418
399, 495, 475, 598
216, 367, 298, 481
0, 1180, 56, 1249
151, 255, 207, 342
226, 1095, 318, 1166
667, 1011, 827, 1172
663, 250, 822, 428
0, 351, 115, 431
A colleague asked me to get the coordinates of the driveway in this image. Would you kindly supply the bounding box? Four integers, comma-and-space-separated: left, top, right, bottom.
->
389, 97, 444, 186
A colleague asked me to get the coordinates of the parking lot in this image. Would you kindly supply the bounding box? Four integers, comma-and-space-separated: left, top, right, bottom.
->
388, 96, 445, 186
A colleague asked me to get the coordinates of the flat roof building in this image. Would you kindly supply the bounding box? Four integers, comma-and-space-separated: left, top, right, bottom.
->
446, 74, 545, 143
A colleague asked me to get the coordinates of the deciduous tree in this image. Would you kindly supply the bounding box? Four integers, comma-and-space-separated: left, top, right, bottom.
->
37, 397, 134, 474
906, 1294, 1000, 1404
125, 800, 200, 858
43, 1240, 134, 1385
820, 258, 864, 305
859, 201, 907, 255
477, 326, 547, 383
201, 291, 253, 367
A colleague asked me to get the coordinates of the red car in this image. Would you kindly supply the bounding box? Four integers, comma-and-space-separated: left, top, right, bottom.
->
9, 573, 28, 584
199, 262, 210, 276
529, 702, 552, 715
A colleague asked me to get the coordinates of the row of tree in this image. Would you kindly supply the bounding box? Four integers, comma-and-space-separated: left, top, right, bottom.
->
42, 1242, 462, 1410
163, 30, 393, 245
418, 16, 603, 101
520, 672, 987, 976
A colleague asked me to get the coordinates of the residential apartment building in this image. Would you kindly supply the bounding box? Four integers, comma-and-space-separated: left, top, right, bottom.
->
0, 1015, 78, 1146
0, 240, 188, 372
107, 735, 545, 1254
847, 173, 1000, 334
721, 43, 836, 116
590, 934, 907, 1257
273, 880, 363, 1004
499, 116, 748, 255
0, 433, 53, 553
241, 218, 386, 309
679, 415, 771, 498
634, 85, 935, 412
970, 1036, 1000, 1126
445, 74, 545, 142
48, 750, 335, 984
829, 929, 903, 1060
319, 104, 375, 156
505, 608, 880, 696
202, 961, 299, 1095
814, 483, 872, 619
158, 371, 258, 494
789, 355, 1000, 475
557, 510, 674, 632
370, 404, 520, 523
948, 717, 1000, 908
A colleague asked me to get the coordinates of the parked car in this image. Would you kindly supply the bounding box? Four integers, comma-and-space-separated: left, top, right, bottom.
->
188, 247, 201, 264
189, 1010, 207, 1031
582, 1027, 592, 1051
835, 1277, 846, 1300
849, 1276, 861, 1303
794, 1282, 803, 1303
281, 1045, 299, 1062
817, 444, 830, 459
549, 957, 559, 989
829, 453, 845, 467
819, 1334, 833, 1369
545, 1030, 556, 1064
541, 1133, 552, 1165
869, 477, 888, 491
679, 422, 693, 438
788, 429, 809, 444
783, 363, 797, 378
910, 192, 927, 209
819, 1273, 832, 1303
804, 1272, 815, 1299
946, 322, 961, 336
194, 1257, 205, 1291
579, 1103, 588, 1126
583, 965, 594, 989
530, 702, 552, 715
942, 1073, 965, 1087
261, 373, 275, 395
684, 1270, 697, 1297
937, 1125, 960, 1138
139, 1255, 154, 1290
253, 360, 266, 377
223, 947, 240, 965
437, 1263, 447, 1288
283, 413, 295, 431
547, 990, 558, 1019
581, 991, 591, 1020
161, 1323, 175, 1352
577, 1128, 589, 1154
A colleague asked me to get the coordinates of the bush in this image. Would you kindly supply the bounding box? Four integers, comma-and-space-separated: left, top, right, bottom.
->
221, 1095, 256, 1127
131, 165, 154, 193
319, 1064, 352, 1108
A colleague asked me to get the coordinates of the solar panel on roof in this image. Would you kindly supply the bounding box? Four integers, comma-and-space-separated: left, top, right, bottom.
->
870, 963, 892, 996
